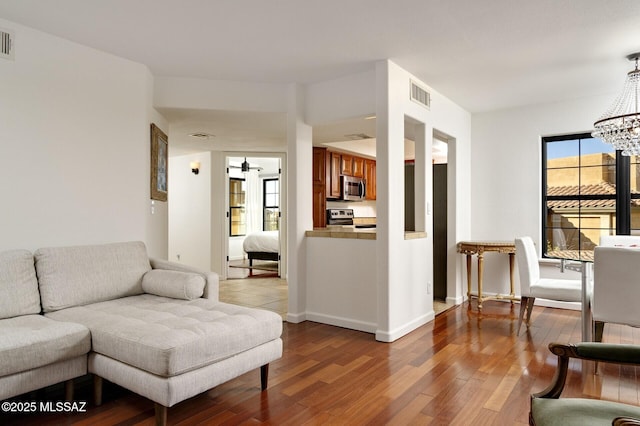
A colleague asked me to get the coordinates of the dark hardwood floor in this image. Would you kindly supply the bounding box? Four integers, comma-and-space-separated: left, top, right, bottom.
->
3, 301, 640, 425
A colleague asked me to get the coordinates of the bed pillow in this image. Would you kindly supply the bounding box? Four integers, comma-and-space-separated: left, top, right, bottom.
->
142, 269, 205, 300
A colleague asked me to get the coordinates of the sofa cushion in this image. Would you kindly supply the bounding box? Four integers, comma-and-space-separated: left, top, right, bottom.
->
0, 315, 91, 376
0, 250, 41, 319
35, 241, 151, 312
46, 294, 283, 377
142, 269, 205, 300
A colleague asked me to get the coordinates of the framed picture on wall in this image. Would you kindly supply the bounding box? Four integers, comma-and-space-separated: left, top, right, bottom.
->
150, 123, 168, 201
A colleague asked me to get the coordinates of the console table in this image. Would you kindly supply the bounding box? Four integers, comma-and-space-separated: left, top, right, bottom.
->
457, 241, 518, 309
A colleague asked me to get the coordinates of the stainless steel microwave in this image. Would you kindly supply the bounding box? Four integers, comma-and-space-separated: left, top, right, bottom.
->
341, 175, 365, 201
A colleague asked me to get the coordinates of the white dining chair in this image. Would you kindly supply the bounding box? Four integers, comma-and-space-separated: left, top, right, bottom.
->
600, 235, 640, 247
514, 236, 582, 335
592, 245, 640, 342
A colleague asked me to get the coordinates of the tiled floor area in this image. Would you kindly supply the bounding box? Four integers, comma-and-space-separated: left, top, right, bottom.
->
219, 277, 288, 319
219, 277, 454, 320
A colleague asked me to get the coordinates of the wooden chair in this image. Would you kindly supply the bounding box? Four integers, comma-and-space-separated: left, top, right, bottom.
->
514, 237, 581, 335
530, 342, 640, 425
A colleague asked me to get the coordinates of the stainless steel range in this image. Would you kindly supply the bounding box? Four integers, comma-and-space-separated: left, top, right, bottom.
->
326, 209, 354, 226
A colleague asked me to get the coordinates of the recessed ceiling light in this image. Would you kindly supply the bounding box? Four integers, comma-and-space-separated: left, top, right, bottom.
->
188, 132, 215, 139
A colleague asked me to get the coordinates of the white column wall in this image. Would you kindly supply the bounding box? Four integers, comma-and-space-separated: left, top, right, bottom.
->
375, 60, 434, 342
429, 92, 472, 306
287, 84, 312, 322
210, 151, 228, 277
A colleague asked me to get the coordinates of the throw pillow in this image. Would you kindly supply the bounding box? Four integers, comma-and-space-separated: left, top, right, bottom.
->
142, 269, 205, 300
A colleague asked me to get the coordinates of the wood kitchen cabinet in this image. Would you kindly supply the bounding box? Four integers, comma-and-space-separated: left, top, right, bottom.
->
327, 150, 341, 199
340, 153, 365, 178
312, 147, 327, 227
312, 147, 377, 227
364, 159, 376, 200
352, 156, 364, 178
340, 154, 353, 176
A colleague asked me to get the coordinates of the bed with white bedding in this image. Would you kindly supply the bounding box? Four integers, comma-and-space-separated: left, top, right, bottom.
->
243, 231, 279, 275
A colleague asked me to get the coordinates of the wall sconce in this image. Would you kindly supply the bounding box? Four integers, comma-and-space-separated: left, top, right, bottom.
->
190, 161, 200, 175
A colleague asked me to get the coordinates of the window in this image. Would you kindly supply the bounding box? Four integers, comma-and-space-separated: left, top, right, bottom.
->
263, 178, 279, 231
542, 133, 640, 259
229, 178, 246, 236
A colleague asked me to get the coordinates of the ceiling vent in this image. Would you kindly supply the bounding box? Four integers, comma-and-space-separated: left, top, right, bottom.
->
344, 133, 372, 140
0, 28, 14, 61
188, 132, 215, 140
410, 80, 430, 110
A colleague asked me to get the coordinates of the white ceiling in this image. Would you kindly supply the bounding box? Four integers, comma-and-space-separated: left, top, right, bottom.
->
3, 0, 640, 154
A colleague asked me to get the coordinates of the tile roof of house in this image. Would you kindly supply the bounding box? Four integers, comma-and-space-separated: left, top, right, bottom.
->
547, 182, 640, 209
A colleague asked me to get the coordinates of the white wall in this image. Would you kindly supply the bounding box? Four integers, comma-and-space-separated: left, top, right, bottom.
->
168, 152, 212, 270
145, 76, 170, 259
0, 18, 167, 254
306, 238, 377, 331
471, 94, 612, 298
154, 76, 287, 112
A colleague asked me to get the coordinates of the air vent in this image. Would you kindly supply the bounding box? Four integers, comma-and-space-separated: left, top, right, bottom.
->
410, 80, 430, 109
0, 28, 14, 61
188, 132, 215, 139
344, 133, 372, 140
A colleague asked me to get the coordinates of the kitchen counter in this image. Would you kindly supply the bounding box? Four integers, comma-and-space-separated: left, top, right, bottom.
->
306, 228, 376, 240
306, 228, 427, 240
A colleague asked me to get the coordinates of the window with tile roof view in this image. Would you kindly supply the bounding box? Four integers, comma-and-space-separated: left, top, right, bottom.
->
543, 133, 640, 260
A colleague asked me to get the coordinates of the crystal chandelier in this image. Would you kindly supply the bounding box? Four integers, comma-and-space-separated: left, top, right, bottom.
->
592, 53, 640, 155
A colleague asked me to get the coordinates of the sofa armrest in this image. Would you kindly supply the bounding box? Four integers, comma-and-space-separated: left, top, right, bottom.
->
148, 258, 219, 301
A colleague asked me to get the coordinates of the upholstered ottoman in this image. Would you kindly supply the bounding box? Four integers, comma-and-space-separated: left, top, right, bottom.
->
34, 241, 283, 425
46, 295, 283, 406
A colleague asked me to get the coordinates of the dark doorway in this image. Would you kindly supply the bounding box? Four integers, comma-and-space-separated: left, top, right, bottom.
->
433, 163, 447, 300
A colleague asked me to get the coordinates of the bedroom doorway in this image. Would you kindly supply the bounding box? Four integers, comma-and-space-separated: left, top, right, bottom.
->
225, 155, 284, 280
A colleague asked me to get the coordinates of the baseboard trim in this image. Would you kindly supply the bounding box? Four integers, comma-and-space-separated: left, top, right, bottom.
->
375, 311, 435, 343
446, 295, 464, 305
304, 311, 377, 334
286, 312, 306, 323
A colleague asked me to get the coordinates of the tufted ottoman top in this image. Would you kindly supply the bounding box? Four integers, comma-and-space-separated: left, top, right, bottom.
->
45, 294, 283, 377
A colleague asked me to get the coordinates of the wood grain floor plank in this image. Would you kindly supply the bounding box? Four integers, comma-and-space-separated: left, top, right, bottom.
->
4, 301, 640, 425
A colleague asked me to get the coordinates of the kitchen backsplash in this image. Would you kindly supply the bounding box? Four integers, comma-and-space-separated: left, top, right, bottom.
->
326, 200, 376, 218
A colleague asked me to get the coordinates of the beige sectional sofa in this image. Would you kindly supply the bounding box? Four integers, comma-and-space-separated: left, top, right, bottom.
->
0, 241, 283, 425
0, 250, 91, 402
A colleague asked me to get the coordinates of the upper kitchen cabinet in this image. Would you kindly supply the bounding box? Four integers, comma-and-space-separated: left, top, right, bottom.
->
364, 159, 376, 200
340, 154, 354, 176
352, 156, 364, 178
340, 153, 365, 178
327, 150, 341, 199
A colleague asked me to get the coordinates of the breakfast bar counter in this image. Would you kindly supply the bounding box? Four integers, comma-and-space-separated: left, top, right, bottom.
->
306, 228, 376, 239
306, 229, 427, 240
